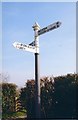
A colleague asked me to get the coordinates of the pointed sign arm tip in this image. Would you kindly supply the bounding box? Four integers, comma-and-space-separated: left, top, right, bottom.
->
13, 42, 17, 47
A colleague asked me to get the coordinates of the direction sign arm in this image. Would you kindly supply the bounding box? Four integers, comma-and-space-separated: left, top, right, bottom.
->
38, 21, 61, 36
13, 42, 39, 53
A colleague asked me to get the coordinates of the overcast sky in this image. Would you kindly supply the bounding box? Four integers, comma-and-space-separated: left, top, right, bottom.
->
1, 2, 76, 87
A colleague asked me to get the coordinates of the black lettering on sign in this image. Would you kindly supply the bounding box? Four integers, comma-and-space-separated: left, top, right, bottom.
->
19, 46, 23, 49
38, 27, 47, 35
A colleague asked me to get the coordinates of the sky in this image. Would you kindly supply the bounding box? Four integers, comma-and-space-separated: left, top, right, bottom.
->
0, 2, 2, 80
1, 0, 77, 2
76, 1, 78, 73
1, 2, 76, 87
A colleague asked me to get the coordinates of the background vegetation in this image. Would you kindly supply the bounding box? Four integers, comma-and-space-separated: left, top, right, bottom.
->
1, 73, 78, 119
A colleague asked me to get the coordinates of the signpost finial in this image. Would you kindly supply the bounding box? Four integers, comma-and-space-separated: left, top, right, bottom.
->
32, 22, 40, 31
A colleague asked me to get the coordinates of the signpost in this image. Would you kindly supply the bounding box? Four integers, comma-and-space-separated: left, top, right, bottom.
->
13, 21, 61, 118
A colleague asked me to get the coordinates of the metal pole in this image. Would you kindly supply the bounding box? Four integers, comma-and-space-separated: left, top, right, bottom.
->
32, 22, 41, 118
35, 52, 40, 118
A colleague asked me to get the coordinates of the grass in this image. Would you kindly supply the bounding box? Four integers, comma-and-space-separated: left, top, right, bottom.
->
2, 109, 27, 119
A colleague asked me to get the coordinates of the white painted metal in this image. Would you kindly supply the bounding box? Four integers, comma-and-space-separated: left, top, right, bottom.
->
32, 22, 40, 53
13, 42, 39, 53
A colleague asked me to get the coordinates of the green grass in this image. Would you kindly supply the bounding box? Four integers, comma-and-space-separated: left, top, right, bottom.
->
14, 111, 26, 117
2, 109, 27, 119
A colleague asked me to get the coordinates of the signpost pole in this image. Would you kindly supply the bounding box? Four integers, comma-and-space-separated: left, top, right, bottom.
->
32, 22, 41, 118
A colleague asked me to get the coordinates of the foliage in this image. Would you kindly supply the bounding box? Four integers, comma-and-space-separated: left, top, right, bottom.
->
2, 82, 27, 119
2, 83, 17, 114
2, 73, 78, 119
20, 73, 78, 118
20, 80, 35, 118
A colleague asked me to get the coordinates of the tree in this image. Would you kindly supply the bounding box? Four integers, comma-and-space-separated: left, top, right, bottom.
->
20, 73, 78, 118
2, 83, 17, 114
20, 79, 35, 118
